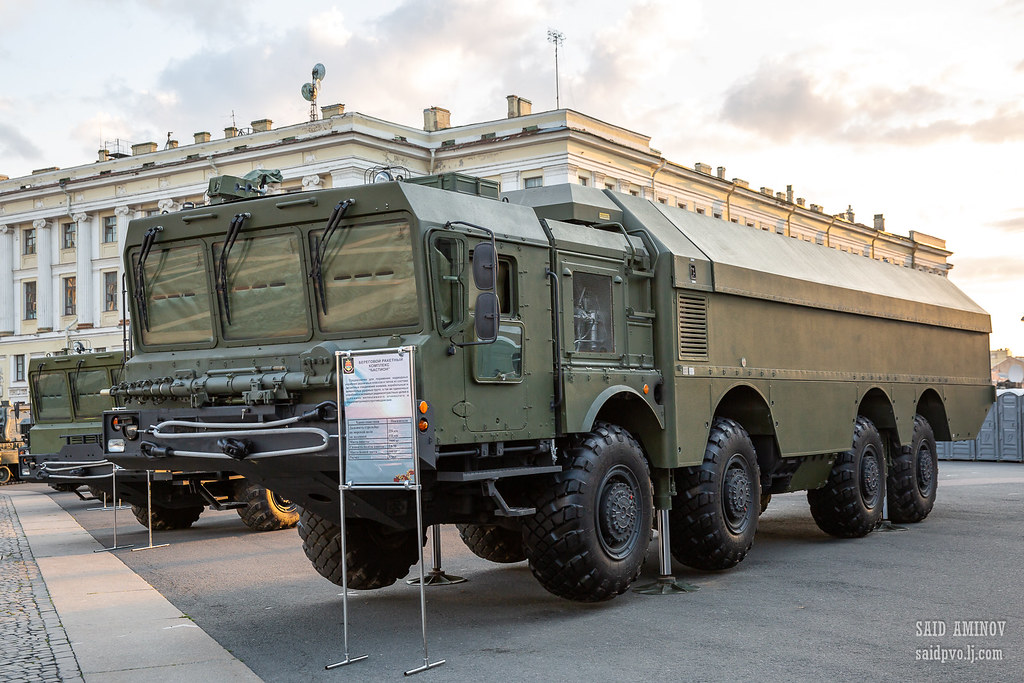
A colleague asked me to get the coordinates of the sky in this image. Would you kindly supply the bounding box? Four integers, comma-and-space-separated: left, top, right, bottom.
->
1, 0, 1022, 353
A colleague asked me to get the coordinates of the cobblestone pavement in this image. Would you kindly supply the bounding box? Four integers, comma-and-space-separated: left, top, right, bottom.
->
0, 493, 83, 683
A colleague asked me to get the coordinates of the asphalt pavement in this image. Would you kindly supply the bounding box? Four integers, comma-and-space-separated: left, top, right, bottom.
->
4, 461, 1023, 682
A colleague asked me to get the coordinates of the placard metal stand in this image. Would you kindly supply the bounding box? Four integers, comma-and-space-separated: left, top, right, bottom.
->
132, 469, 169, 551
325, 348, 444, 675
94, 464, 134, 552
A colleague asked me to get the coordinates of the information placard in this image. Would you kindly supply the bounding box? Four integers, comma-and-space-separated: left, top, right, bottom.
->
340, 349, 417, 486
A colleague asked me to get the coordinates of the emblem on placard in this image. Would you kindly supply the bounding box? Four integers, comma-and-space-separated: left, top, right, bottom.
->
342, 357, 354, 374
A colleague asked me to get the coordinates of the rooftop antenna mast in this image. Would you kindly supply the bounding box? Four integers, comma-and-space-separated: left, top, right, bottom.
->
547, 29, 565, 109
302, 63, 327, 122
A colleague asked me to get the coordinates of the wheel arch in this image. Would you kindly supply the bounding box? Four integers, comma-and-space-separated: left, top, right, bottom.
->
713, 384, 778, 477
858, 386, 897, 436
587, 386, 664, 463
916, 388, 951, 441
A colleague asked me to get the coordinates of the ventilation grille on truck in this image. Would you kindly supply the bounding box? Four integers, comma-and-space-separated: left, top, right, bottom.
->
677, 293, 709, 361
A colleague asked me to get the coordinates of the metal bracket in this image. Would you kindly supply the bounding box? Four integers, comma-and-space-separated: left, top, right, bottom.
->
483, 479, 534, 517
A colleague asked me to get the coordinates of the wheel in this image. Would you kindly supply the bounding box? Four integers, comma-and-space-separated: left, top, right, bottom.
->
48, 482, 80, 492
87, 485, 108, 500
670, 417, 761, 570
808, 416, 886, 537
235, 481, 300, 531
0, 466, 11, 484
456, 523, 526, 563
297, 509, 421, 589
131, 504, 204, 530
521, 423, 653, 602
887, 414, 938, 523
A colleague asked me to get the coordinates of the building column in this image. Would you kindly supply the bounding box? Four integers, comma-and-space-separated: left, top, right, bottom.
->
73, 212, 94, 328
34, 219, 53, 332
0, 225, 12, 335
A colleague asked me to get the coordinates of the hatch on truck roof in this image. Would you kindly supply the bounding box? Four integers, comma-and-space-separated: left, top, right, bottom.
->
502, 184, 623, 226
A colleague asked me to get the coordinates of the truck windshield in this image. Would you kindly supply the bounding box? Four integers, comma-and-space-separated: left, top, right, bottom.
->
71, 369, 111, 419
32, 371, 71, 422
134, 243, 215, 346
312, 220, 418, 333
213, 231, 308, 340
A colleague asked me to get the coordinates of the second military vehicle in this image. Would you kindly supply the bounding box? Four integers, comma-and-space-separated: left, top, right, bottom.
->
23, 350, 298, 531
104, 174, 993, 601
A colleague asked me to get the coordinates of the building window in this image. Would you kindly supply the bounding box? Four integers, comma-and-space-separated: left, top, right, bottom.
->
578, 176, 588, 186
629, 190, 639, 197
103, 216, 117, 243
677, 202, 686, 210
62, 222, 76, 249
14, 355, 25, 383
23, 228, 37, 255
696, 207, 705, 215
63, 277, 76, 316
658, 198, 667, 204
605, 183, 615, 191
104, 271, 118, 311
524, 176, 543, 189
23, 281, 37, 320
713, 211, 722, 219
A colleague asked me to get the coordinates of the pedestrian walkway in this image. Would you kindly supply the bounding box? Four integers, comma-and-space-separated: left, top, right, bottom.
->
0, 488, 261, 682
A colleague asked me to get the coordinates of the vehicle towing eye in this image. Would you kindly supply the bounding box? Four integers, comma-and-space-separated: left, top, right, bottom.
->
217, 437, 253, 459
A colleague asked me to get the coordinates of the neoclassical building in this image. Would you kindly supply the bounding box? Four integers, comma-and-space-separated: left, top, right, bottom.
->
0, 95, 952, 405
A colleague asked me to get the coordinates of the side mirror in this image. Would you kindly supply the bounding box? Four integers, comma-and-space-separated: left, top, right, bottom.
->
472, 242, 496, 291
474, 292, 499, 342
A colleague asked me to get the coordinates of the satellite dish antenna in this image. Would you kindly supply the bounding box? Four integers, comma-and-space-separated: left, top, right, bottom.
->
303, 63, 327, 122
1009, 365, 1024, 384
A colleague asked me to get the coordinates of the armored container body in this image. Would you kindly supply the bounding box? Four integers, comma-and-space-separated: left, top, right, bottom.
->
104, 177, 993, 601
24, 351, 297, 531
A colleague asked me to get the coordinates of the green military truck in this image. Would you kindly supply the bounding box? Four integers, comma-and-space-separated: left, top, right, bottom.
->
22, 350, 298, 531
103, 174, 993, 601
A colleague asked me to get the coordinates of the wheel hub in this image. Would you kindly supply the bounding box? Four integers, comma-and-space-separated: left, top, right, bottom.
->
917, 446, 935, 494
723, 459, 751, 532
861, 452, 880, 502
600, 480, 637, 546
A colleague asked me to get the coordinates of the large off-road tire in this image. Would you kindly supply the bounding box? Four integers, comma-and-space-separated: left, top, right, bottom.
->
808, 416, 886, 538
456, 523, 526, 563
235, 482, 300, 531
297, 509, 421, 590
0, 466, 13, 484
521, 423, 653, 602
670, 417, 761, 570
887, 414, 938, 523
49, 482, 80, 492
87, 485, 107, 500
131, 504, 204, 531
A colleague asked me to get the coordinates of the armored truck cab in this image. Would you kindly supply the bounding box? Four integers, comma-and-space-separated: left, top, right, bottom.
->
24, 351, 298, 531
104, 176, 993, 601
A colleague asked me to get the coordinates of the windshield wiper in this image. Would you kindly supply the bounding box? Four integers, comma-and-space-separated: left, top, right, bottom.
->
309, 199, 354, 314
134, 226, 163, 331
215, 212, 251, 325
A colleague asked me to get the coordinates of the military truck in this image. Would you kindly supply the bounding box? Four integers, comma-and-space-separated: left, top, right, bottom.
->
1, 400, 29, 484
22, 350, 298, 531
103, 174, 993, 601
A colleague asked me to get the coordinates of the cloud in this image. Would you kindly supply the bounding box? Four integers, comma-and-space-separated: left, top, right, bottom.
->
988, 214, 1024, 234
720, 60, 1024, 146
953, 255, 1024, 284
0, 123, 42, 159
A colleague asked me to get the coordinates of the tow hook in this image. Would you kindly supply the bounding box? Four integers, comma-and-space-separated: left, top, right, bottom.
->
218, 437, 252, 459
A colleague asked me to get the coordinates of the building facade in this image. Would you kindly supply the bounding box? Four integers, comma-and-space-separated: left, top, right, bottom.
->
0, 95, 954, 405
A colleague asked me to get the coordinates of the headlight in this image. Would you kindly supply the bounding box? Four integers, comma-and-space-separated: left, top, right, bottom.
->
108, 439, 126, 453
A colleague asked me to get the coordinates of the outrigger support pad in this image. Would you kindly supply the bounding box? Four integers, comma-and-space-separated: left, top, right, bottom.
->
633, 508, 699, 595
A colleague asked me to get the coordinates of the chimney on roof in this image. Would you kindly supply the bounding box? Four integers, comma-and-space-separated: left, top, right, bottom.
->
507, 95, 532, 118
423, 106, 451, 132
874, 213, 885, 231
131, 142, 158, 155
694, 162, 712, 175
716, 166, 726, 179
98, 149, 109, 162
796, 197, 805, 207
251, 119, 272, 132
786, 185, 794, 203
224, 126, 239, 139
194, 131, 211, 144
320, 103, 345, 118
